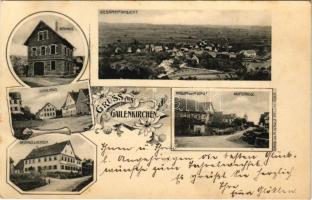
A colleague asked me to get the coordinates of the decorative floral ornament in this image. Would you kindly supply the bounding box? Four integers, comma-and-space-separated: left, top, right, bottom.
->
92, 88, 113, 103
133, 115, 163, 136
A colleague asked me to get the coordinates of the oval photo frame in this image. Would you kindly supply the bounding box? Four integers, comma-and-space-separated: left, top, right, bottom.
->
6, 11, 89, 88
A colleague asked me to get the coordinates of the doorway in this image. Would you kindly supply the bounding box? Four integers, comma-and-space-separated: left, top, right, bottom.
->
34, 62, 44, 76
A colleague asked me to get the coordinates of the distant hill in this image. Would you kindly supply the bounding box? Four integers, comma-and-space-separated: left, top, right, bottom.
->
99, 22, 271, 47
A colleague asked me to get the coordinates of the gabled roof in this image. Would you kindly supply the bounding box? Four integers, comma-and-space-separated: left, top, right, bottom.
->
14, 159, 24, 170
69, 92, 79, 102
25, 140, 71, 159
24, 20, 74, 48
175, 97, 215, 113
62, 91, 79, 108
36, 102, 57, 115
9, 92, 21, 100
75, 155, 82, 161
79, 89, 90, 99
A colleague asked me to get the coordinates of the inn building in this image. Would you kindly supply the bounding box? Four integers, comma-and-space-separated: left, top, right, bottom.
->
22, 140, 82, 174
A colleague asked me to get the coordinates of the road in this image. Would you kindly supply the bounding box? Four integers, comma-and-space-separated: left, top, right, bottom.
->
175, 129, 254, 148
21, 77, 74, 87
30, 176, 92, 192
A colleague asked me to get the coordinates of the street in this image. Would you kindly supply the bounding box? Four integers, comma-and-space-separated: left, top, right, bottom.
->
30, 176, 92, 192
175, 129, 254, 148
21, 77, 74, 87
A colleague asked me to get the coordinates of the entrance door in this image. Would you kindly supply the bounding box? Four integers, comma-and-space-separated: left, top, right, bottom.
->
34, 62, 44, 76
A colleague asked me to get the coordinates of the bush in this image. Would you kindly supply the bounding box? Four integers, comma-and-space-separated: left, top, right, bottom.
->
72, 177, 93, 192
46, 171, 82, 179
10, 174, 46, 191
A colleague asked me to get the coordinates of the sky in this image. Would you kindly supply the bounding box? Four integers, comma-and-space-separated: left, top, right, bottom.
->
9, 133, 95, 165
175, 90, 270, 124
99, 10, 271, 26
9, 82, 89, 114
10, 15, 86, 56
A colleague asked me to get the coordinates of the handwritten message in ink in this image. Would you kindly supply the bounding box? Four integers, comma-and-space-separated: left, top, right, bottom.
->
99, 143, 296, 198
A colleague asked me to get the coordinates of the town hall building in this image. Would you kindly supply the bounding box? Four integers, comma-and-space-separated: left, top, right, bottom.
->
24, 20, 75, 77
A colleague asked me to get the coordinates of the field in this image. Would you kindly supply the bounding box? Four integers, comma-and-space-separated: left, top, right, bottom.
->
99, 22, 271, 49
12, 115, 93, 139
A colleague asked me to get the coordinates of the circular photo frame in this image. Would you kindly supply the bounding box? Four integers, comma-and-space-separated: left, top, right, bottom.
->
6, 11, 89, 87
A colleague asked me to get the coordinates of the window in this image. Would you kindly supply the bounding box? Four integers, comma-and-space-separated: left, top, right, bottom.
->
51, 44, 56, 55
51, 61, 56, 70
61, 165, 64, 169
53, 165, 57, 169
44, 157, 47, 162
49, 166, 52, 170
41, 46, 46, 55
31, 47, 37, 56
38, 158, 41, 162
25, 160, 27, 164
38, 30, 48, 41
38, 32, 43, 41
49, 157, 52, 161
54, 156, 57, 160
43, 31, 48, 40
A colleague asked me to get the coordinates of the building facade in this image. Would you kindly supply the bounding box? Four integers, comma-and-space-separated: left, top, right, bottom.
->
9, 92, 23, 114
62, 89, 91, 117
23, 140, 82, 174
36, 103, 57, 119
175, 97, 215, 124
76, 89, 91, 115
24, 21, 75, 77
61, 91, 79, 117
259, 112, 269, 128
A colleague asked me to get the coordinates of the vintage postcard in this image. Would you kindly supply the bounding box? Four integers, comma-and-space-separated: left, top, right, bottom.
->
0, 1, 311, 199
172, 88, 273, 151
98, 10, 271, 81
7, 81, 93, 140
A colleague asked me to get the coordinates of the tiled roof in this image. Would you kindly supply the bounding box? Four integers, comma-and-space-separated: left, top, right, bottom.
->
80, 89, 89, 99
62, 91, 79, 108
69, 92, 79, 102
9, 92, 21, 100
25, 140, 70, 159
24, 21, 74, 48
36, 102, 57, 115
14, 159, 24, 170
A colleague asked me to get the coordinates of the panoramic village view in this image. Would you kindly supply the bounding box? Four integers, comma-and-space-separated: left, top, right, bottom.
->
8, 82, 92, 139
99, 10, 271, 80
9, 135, 95, 192
174, 90, 271, 149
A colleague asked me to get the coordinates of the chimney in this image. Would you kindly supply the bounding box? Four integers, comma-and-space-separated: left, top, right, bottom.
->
55, 21, 59, 32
